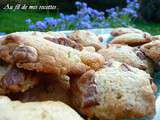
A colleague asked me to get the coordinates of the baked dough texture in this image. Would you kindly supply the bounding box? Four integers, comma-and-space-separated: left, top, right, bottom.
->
9, 74, 71, 105
140, 40, 160, 62
1, 31, 83, 51
70, 60, 155, 120
111, 27, 143, 37
82, 46, 96, 52
110, 33, 151, 46
68, 30, 103, 50
0, 60, 39, 94
151, 35, 160, 41
0, 32, 105, 75
12, 31, 67, 39
25, 31, 83, 50
98, 44, 154, 73
0, 96, 84, 120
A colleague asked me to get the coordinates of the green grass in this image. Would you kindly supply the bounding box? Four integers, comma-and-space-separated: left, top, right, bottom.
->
133, 20, 160, 35
0, 10, 160, 35
0, 10, 58, 33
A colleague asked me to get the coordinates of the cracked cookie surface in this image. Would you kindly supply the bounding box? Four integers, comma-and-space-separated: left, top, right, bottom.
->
0, 32, 105, 75
70, 60, 155, 120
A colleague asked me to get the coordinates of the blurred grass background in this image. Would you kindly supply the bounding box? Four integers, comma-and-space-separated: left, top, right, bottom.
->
0, 10, 58, 33
0, 10, 160, 35
0, 0, 160, 34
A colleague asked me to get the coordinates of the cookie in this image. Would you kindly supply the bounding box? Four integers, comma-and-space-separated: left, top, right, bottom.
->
80, 51, 105, 70
68, 30, 103, 50
0, 96, 84, 120
98, 44, 154, 73
45, 31, 67, 38
0, 33, 105, 75
0, 60, 39, 94
9, 74, 71, 106
10, 31, 83, 50
44, 37, 83, 50
17, 31, 68, 39
82, 46, 96, 52
151, 35, 160, 41
70, 60, 155, 120
110, 33, 152, 46
140, 40, 160, 62
31, 31, 83, 50
111, 27, 143, 37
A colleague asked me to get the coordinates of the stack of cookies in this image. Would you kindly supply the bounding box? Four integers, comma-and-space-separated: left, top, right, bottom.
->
0, 28, 159, 120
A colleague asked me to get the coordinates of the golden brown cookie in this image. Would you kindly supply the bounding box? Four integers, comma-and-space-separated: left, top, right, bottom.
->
111, 27, 143, 37
16, 31, 68, 39
110, 33, 152, 46
98, 44, 154, 73
82, 46, 96, 52
80, 51, 105, 70
140, 40, 160, 62
9, 31, 83, 50
9, 74, 71, 106
46, 31, 68, 38
0, 60, 39, 94
0, 96, 84, 120
44, 37, 83, 50
0, 32, 105, 75
151, 35, 160, 41
68, 30, 103, 50
70, 60, 155, 120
